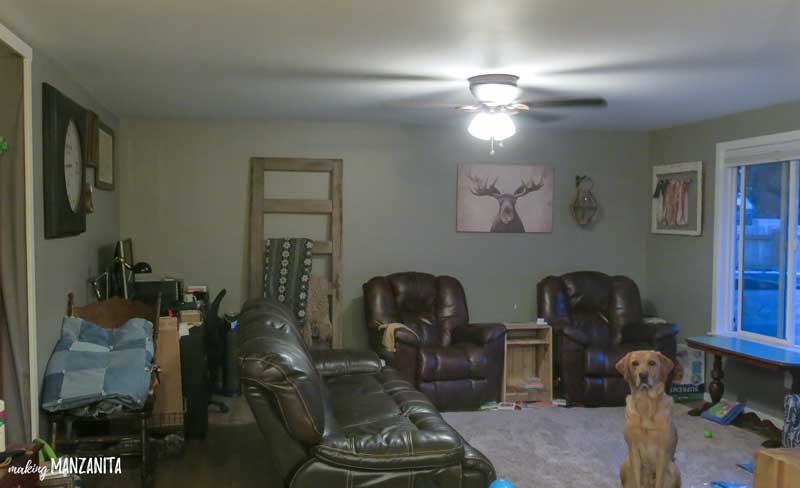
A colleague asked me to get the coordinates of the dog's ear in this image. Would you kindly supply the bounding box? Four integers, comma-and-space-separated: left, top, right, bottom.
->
615, 353, 632, 381
657, 352, 674, 383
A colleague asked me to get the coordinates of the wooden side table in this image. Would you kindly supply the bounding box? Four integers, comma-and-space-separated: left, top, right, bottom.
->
754, 448, 800, 488
501, 322, 553, 402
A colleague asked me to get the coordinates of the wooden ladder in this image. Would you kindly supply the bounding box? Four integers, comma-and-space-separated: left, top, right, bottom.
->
248, 157, 343, 348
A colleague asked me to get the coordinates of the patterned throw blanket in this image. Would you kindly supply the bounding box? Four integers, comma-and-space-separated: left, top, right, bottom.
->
41, 316, 154, 416
264, 238, 313, 326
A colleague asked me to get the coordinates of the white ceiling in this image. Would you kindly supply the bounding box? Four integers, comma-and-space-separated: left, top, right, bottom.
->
2, 0, 800, 130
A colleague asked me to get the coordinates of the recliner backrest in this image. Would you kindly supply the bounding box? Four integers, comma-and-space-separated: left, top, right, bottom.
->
363, 272, 469, 347
537, 271, 643, 345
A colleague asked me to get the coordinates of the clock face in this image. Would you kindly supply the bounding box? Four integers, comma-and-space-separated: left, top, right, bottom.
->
64, 119, 83, 213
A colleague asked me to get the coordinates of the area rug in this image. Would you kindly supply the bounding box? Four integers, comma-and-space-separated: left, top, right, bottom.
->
444, 404, 763, 488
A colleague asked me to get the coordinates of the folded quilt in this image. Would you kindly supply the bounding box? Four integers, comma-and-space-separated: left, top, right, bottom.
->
41, 316, 154, 416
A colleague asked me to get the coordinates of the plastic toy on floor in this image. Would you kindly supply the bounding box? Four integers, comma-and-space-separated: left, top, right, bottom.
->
489, 479, 515, 488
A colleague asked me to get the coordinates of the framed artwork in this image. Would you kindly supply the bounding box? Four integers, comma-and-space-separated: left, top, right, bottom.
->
651, 161, 703, 236
96, 122, 115, 190
457, 163, 554, 233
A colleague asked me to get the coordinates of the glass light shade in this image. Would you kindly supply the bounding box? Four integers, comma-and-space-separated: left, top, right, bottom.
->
472, 83, 519, 105
468, 112, 517, 141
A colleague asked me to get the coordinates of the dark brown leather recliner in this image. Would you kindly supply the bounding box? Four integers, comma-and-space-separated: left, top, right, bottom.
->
363, 272, 505, 411
238, 299, 496, 488
537, 271, 679, 406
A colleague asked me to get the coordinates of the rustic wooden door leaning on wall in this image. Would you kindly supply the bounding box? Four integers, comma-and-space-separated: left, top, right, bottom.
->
248, 157, 343, 348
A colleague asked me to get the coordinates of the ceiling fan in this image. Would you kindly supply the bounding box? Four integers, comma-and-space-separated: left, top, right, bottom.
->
456, 74, 607, 154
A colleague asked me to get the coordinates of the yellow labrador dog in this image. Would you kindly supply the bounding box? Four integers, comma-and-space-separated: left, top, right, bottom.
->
616, 351, 681, 488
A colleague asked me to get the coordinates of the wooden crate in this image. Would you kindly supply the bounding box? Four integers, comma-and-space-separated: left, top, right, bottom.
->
502, 324, 553, 402
754, 448, 800, 488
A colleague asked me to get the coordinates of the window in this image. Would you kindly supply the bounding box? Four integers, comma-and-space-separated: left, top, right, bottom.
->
713, 130, 800, 348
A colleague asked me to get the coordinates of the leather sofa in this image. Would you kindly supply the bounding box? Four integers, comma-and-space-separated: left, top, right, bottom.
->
537, 271, 679, 406
363, 272, 505, 411
238, 298, 496, 488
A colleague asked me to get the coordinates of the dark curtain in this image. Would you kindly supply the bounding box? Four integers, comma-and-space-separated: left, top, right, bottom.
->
0, 53, 32, 443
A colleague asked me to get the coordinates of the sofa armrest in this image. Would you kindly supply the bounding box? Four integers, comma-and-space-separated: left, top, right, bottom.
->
621, 322, 679, 345
310, 349, 382, 378
314, 416, 464, 469
452, 323, 506, 345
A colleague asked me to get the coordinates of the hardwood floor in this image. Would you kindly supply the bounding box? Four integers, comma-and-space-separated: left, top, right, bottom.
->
82, 422, 279, 488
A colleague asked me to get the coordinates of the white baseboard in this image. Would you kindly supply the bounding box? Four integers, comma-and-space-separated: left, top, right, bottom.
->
703, 393, 784, 430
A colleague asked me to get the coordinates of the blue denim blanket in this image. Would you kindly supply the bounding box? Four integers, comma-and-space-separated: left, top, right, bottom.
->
41, 316, 154, 415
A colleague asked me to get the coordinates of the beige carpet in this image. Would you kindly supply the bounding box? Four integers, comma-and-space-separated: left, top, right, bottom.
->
444, 404, 764, 488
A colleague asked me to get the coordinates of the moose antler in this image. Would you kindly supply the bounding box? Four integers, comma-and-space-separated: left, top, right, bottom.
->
513, 174, 545, 198
466, 169, 501, 197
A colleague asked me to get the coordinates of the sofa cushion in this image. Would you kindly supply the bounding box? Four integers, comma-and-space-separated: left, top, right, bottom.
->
418, 344, 487, 381
311, 349, 382, 378
316, 366, 465, 470
584, 343, 651, 377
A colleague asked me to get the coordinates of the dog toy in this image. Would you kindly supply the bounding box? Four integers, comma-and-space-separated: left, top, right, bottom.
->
489, 479, 515, 488
704, 429, 713, 438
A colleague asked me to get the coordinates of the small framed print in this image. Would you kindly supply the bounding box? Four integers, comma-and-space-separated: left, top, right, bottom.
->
96, 123, 115, 191
651, 161, 703, 236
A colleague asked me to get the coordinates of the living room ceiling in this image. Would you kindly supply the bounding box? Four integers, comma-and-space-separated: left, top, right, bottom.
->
1, 0, 799, 130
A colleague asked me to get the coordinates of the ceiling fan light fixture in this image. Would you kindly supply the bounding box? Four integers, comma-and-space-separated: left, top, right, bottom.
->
472, 83, 519, 105
468, 112, 516, 142
468, 74, 520, 105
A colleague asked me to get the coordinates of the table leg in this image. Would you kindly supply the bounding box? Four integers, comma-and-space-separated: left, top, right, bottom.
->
689, 353, 725, 416
709, 354, 725, 404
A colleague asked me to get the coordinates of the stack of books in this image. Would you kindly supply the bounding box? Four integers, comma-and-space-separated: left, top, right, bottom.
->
520, 376, 545, 390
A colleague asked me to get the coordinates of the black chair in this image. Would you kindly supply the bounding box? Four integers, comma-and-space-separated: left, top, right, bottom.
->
204, 289, 227, 394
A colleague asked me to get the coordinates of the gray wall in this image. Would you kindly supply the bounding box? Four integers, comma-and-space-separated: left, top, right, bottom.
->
31, 50, 120, 407
118, 118, 650, 348
647, 100, 800, 419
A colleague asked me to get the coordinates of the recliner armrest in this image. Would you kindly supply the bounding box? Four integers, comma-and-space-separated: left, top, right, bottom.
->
314, 415, 464, 469
394, 326, 421, 347
310, 349, 382, 377
452, 323, 505, 345
560, 324, 592, 346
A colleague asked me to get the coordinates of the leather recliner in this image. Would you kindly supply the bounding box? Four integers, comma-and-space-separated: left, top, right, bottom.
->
238, 298, 496, 488
363, 272, 505, 411
537, 271, 679, 406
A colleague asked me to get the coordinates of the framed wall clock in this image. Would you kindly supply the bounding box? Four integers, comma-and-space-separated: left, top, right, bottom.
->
43, 83, 88, 238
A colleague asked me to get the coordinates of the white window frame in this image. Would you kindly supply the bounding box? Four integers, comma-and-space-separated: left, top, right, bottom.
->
712, 129, 800, 349
0, 21, 38, 437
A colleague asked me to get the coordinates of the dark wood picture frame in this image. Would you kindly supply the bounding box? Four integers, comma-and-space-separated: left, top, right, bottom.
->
84, 110, 99, 168
95, 122, 115, 191
42, 83, 87, 239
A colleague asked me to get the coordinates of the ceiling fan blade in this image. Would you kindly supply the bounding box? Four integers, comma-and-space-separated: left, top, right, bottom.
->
388, 101, 465, 109
519, 112, 565, 123
520, 98, 607, 109
239, 66, 459, 84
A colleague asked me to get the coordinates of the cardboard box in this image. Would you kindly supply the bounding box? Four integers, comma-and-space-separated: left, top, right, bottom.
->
151, 316, 184, 429
754, 448, 800, 488
179, 309, 203, 325
668, 342, 705, 402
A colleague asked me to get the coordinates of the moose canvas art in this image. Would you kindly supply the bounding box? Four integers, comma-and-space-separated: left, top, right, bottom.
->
457, 163, 554, 233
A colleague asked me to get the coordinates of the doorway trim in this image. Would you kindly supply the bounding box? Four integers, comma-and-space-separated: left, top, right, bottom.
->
0, 21, 39, 439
